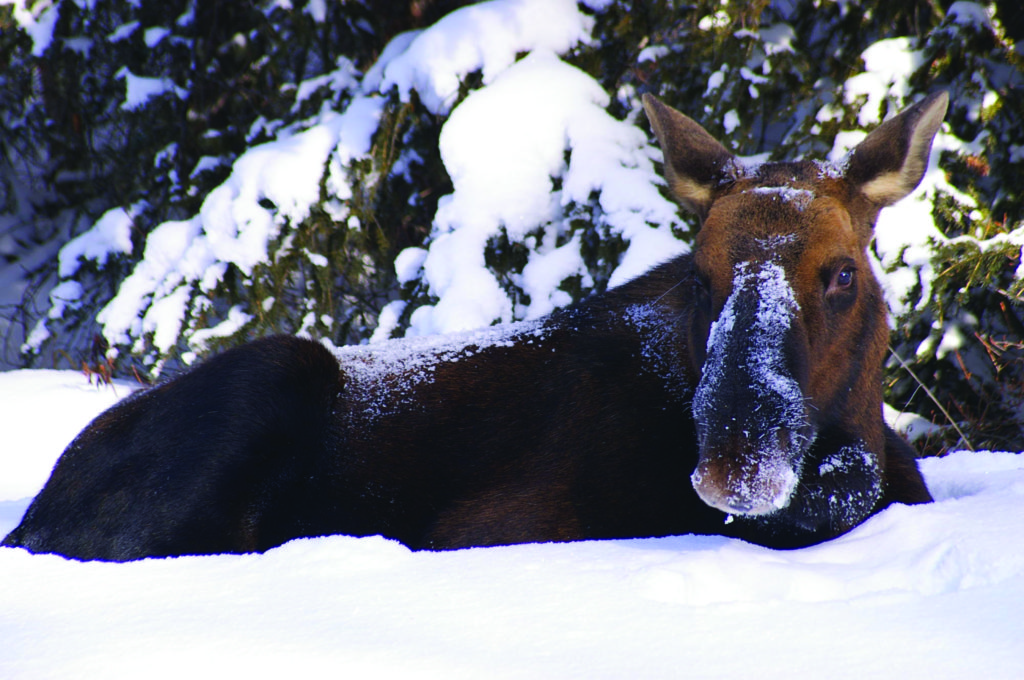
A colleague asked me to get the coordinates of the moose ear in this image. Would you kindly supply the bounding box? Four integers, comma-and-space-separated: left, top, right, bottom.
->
845, 91, 949, 207
643, 93, 736, 222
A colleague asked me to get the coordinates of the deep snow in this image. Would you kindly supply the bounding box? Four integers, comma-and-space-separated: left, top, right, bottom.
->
1, 370, 1022, 679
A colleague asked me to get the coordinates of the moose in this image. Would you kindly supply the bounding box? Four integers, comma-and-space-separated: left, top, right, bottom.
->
3, 91, 947, 561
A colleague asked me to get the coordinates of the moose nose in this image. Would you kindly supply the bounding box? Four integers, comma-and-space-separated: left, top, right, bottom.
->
691, 436, 800, 516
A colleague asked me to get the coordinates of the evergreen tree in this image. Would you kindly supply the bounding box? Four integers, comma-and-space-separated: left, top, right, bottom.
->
1, 0, 1020, 452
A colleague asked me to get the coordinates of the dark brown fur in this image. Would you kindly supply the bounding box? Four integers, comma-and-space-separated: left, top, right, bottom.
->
2, 93, 946, 561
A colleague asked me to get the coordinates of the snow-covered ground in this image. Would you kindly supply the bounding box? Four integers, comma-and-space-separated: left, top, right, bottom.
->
1, 369, 1022, 678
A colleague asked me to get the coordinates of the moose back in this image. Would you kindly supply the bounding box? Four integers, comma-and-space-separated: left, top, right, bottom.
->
3, 92, 947, 561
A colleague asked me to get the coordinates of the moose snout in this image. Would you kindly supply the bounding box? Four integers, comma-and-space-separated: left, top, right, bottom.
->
690, 258, 815, 517
691, 430, 803, 516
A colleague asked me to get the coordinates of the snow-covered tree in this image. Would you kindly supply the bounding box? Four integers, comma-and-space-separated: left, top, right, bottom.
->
1, 0, 1021, 451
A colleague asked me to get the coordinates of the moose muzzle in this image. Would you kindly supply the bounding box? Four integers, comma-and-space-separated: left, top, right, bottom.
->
691, 261, 814, 516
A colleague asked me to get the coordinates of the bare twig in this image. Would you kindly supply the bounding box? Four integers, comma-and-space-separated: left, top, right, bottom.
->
889, 346, 976, 452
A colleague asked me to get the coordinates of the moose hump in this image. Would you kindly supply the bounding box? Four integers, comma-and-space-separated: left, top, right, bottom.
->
2, 93, 945, 561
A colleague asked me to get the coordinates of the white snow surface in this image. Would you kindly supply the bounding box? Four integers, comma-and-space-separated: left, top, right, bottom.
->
1, 370, 1022, 678
372, 0, 597, 115
57, 206, 135, 278
1, 0, 60, 56
116, 67, 186, 110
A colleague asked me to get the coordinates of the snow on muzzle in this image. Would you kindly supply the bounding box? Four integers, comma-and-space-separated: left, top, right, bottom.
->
691, 261, 814, 516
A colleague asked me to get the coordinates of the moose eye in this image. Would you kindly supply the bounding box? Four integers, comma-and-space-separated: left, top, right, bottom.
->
835, 267, 854, 288
825, 264, 857, 303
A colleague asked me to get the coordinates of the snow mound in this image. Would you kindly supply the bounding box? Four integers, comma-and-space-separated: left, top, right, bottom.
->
406, 49, 686, 336
373, 0, 597, 114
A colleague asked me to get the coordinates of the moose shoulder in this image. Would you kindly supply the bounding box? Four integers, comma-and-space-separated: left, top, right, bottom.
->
3, 93, 946, 561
